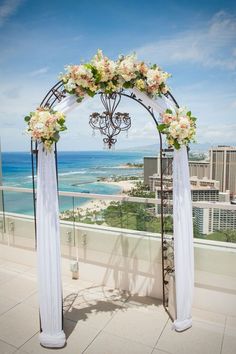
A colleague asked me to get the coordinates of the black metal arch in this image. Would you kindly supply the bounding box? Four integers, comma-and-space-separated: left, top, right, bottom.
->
32, 80, 178, 322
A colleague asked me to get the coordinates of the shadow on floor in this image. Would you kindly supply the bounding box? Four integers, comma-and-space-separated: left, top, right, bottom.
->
63, 285, 162, 339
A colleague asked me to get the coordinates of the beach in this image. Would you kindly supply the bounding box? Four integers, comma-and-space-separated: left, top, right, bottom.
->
60, 178, 138, 219
2, 151, 145, 215
100, 179, 137, 192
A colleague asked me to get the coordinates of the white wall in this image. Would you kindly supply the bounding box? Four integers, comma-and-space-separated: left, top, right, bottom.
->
0, 213, 236, 315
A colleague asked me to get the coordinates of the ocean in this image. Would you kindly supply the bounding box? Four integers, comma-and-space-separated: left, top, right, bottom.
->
1, 150, 152, 215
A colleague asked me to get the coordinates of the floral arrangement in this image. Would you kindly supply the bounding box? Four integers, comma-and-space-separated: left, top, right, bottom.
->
158, 108, 197, 149
60, 50, 171, 102
24, 50, 197, 151
24, 107, 67, 150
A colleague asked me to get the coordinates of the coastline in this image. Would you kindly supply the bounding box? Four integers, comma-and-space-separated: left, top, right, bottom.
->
60, 179, 138, 218
2, 151, 145, 215
99, 179, 137, 193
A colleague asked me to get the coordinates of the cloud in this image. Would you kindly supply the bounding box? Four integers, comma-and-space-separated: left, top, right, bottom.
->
197, 123, 236, 144
29, 67, 49, 77
2, 86, 21, 99
128, 121, 157, 141
135, 11, 236, 71
0, 0, 24, 27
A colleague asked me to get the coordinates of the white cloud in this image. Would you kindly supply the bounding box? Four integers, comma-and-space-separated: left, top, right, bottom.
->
0, 0, 24, 27
29, 67, 49, 77
135, 11, 236, 70
197, 123, 236, 144
128, 121, 157, 141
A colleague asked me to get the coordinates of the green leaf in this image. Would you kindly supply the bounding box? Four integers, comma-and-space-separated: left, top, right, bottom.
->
84, 63, 93, 71
191, 117, 197, 122
76, 97, 83, 103
157, 123, 167, 132
94, 71, 102, 83
123, 81, 132, 89
186, 111, 191, 117
24, 116, 31, 122
57, 118, 65, 125
173, 140, 181, 150
165, 109, 172, 114
100, 82, 106, 89
86, 89, 96, 97
53, 132, 60, 142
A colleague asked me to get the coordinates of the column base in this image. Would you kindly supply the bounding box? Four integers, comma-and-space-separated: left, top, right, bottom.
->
172, 318, 192, 332
39, 331, 66, 348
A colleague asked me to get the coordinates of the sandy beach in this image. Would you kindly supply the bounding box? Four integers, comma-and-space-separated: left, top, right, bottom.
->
60, 179, 138, 218
101, 179, 137, 193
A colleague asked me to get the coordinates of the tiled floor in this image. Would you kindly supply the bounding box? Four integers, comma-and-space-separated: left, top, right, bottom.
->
0, 259, 235, 354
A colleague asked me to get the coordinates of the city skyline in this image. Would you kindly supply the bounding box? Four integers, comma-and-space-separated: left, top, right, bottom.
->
0, 0, 236, 151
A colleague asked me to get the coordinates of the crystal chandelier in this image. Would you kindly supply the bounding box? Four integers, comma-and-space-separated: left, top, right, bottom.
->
89, 92, 131, 149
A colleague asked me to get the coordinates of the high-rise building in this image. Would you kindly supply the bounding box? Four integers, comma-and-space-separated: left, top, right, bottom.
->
209, 146, 236, 196
189, 161, 210, 179
144, 145, 236, 196
152, 175, 220, 202
194, 207, 236, 235
143, 157, 159, 186
151, 174, 234, 235
144, 156, 210, 185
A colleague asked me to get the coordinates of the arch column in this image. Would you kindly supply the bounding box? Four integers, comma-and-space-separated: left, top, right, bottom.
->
36, 143, 66, 348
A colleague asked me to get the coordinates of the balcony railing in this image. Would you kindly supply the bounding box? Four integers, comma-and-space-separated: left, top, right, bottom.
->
0, 185, 236, 249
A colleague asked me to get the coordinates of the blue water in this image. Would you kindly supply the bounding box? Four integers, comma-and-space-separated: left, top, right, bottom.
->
1, 150, 149, 215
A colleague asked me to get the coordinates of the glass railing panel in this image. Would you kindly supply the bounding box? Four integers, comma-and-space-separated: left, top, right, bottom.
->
59, 195, 78, 259
101, 200, 161, 233
0, 186, 235, 250
59, 195, 163, 235
1, 190, 36, 249
0, 189, 5, 243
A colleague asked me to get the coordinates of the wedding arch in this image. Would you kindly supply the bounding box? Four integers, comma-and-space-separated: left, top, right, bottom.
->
25, 51, 195, 348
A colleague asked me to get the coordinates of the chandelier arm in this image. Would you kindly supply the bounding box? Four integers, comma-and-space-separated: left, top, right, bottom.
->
110, 92, 121, 113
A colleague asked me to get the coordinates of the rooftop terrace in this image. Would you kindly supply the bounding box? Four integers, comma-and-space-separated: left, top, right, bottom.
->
0, 187, 236, 353
0, 256, 235, 354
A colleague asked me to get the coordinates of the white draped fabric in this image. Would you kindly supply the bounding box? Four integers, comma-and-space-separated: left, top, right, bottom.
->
36, 95, 90, 347
172, 146, 194, 331
130, 89, 194, 331
36, 89, 194, 347
37, 144, 65, 348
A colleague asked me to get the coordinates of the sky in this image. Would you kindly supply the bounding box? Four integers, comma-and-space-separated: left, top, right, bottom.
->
0, 0, 236, 151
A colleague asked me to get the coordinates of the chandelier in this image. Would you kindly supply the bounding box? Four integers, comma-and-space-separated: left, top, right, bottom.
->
89, 92, 131, 149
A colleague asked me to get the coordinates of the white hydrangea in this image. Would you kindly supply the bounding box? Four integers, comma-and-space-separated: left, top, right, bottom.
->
117, 54, 137, 81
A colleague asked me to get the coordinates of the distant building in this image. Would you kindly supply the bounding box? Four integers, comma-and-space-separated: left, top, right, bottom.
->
152, 174, 235, 235
144, 156, 210, 185
189, 161, 210, 179
195, 207, 236, 235
209, 146, 236, 196
153, 175, 221, 217
152, 175, 220, 202
144, 145, 236, 197
144, 157, 158, 186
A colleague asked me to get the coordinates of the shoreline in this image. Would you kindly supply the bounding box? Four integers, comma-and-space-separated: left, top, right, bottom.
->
60, 179, 138, 218
98, 179, 137, 193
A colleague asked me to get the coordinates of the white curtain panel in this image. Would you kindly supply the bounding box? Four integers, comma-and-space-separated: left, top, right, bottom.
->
131, 88, 194, 331
172, 146, 194, 331
36, 95, 90, 347
36, 143, 65, 348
